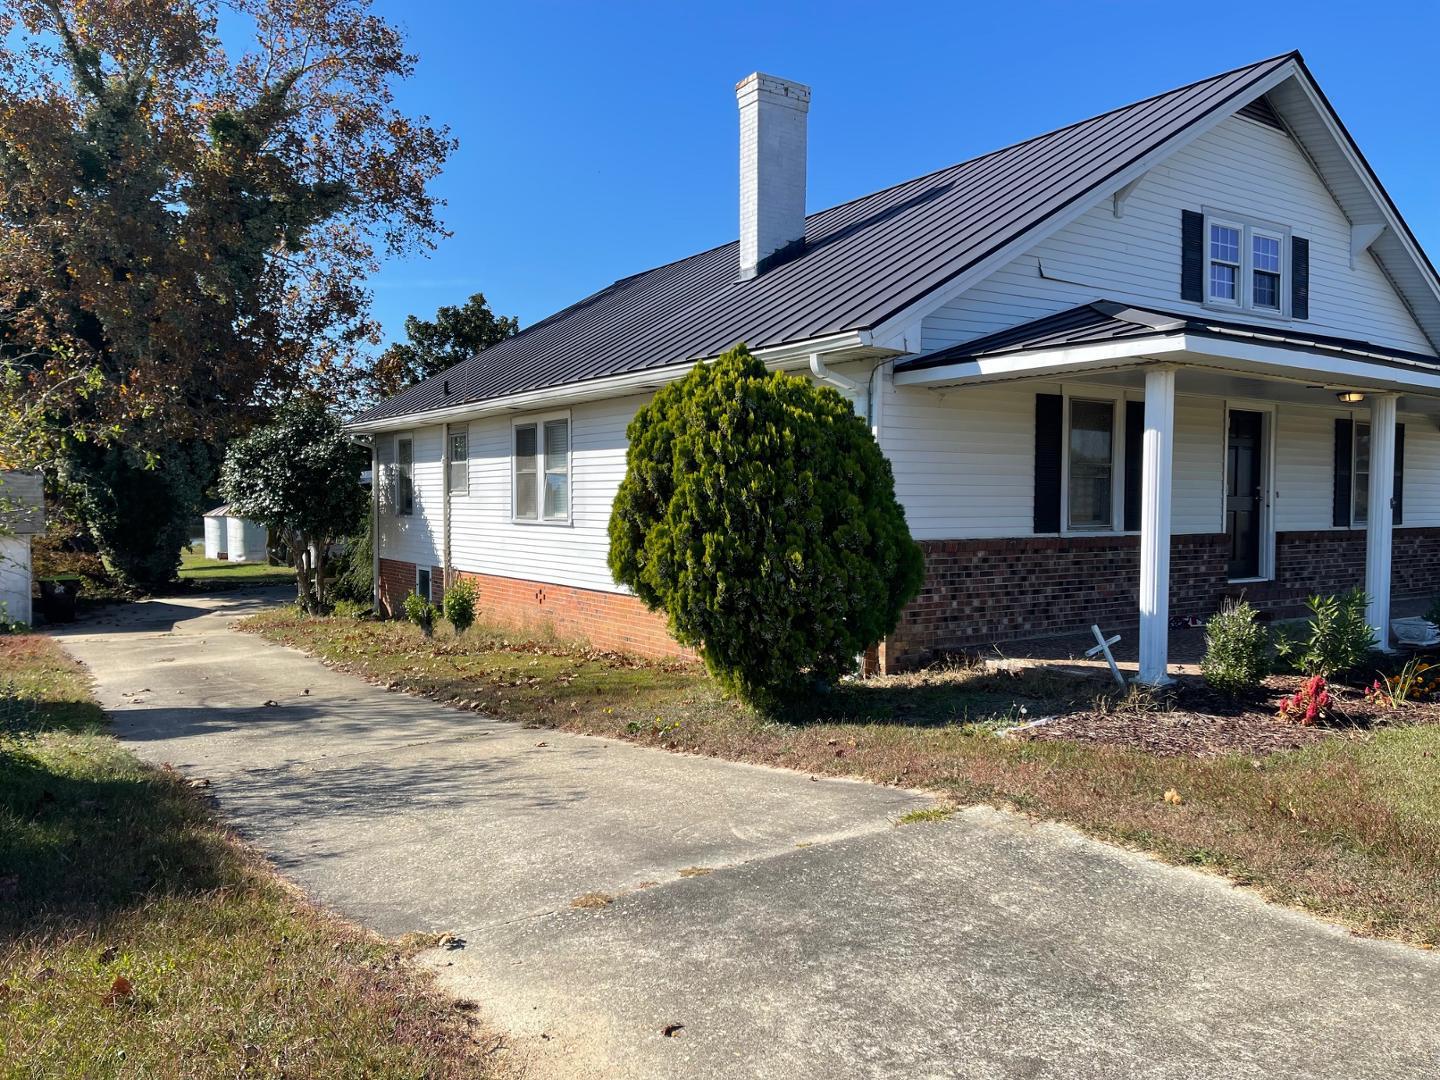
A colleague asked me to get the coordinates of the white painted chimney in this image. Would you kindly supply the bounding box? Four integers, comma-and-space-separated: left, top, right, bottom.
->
736, 72, 810, 280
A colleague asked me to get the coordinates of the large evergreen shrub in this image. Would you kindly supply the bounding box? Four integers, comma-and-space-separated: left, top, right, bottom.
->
609, 345, 924, 703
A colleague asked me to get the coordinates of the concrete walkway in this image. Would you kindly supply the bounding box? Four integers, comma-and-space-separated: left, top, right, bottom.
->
55, 592, 1440, 1080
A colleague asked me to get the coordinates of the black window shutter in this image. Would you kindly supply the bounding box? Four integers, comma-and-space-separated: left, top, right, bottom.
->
1123, 400, 1145, 532
1394, 422, 1406, 525
1034, 394, 1063, 534
1292, 236, 1310, 319
1181, 210, 1205, 302
1333, 418, 1353, 527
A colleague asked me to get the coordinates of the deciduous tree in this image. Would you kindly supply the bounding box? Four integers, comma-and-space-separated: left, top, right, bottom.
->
220, 399, 365, 613
0, 0, 455, 466
366, 293, 518, 401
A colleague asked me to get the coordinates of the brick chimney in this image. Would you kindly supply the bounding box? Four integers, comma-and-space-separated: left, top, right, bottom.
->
736, 72, 810, 280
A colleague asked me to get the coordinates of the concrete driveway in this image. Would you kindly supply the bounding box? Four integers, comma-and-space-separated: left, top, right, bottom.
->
56, 592, 1440, 1080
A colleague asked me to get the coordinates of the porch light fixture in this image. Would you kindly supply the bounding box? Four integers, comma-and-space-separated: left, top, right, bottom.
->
1336, 391, 1366, 404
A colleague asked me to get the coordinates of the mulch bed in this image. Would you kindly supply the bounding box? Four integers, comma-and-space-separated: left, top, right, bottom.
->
1013, 673, 1440, 757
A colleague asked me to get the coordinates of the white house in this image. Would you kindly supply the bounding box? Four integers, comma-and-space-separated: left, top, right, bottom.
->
0, 470, 45, 626
348, 53, 1440, 683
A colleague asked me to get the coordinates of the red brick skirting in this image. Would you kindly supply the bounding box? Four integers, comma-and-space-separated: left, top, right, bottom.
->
451, 570, 691, 661
378, 557, 691, 661
880, 528, 1440, 671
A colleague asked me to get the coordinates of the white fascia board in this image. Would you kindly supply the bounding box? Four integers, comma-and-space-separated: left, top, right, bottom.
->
893, 337, 1188, 387
344, 330, 870, 433
864, 61, 1301, 347
1179, 335, 1440, 394
893, 333, 1440, 396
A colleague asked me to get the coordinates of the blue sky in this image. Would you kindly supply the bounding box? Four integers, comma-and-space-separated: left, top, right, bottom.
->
365, 0, 1440, 345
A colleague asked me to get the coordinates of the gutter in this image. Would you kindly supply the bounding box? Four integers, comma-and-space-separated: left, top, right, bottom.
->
344, 330, 877, 434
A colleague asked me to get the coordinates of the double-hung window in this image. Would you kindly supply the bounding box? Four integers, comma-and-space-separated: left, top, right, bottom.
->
394, 435, 414, 516
448, 430, 468, 496
513, 413, 570, 523
1067, 399, 1116, 531
1205, 211, 1289, 315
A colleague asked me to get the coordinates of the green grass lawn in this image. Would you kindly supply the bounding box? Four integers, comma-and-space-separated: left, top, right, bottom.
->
0, 633, 501, 1078
178, 549, 294, 586
243, 608, 1440, 947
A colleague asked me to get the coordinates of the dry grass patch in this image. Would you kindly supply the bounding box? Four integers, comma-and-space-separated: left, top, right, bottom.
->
241, 609, 1440, 945
0, 634, 505, 1079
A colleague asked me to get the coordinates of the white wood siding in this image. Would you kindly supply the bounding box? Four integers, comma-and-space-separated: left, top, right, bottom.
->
922, 113, 1435, 356
447, 394, 646, 593
883, 381, 1221, 539
375, 426, 442, 569
880, 378, 1440, 541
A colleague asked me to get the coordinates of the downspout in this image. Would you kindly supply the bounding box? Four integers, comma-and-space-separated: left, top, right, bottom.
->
440, 422, 451, 597
370, 439, 380, 614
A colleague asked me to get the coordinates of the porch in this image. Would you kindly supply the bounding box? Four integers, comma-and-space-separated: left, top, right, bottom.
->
887, 302, 1440, 681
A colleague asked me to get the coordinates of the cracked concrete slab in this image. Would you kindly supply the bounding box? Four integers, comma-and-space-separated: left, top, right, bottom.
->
55, 592, 1440, 1080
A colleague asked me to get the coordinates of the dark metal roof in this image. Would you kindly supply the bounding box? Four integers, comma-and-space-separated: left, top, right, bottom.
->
356, 54, 1299, 424
894, 300, 1440, 373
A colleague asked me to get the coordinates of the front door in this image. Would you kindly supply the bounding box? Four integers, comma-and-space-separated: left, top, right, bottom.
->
1226, 410, 1264, 579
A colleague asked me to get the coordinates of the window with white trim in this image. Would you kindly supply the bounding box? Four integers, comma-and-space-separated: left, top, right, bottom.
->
448, 431, 468, 496
513, 413, 570, 522
394, 435, 414, 516
1066, 398, 1116, 531
1205, 211, 1289, 315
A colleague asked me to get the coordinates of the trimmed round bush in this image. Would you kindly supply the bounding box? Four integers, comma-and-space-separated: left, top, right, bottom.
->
443, 578, 477, 633
608, 344, 924, 703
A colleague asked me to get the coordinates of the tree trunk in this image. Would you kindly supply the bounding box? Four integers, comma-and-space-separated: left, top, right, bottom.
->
313, 539, 327, 613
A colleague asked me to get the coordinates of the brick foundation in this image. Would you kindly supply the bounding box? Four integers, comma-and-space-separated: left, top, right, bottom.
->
378, 557, 690, 661
450, 570, 692, 661
880, 528, 1440, 671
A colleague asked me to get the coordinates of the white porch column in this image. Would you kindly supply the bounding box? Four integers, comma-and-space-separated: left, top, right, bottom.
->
1137, 368, 1176, 686
1365, 393, 1397, 649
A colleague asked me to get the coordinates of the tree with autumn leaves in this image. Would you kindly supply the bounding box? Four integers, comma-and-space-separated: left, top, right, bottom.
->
0, 0, 454, 584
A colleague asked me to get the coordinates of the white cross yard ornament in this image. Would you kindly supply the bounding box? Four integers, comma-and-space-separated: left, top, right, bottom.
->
1086, 624, 1125, 687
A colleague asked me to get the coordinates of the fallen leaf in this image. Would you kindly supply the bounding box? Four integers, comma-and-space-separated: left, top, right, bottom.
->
1163, 789, 1184, 805
570, 892, 614, 909
101, 975, 133, 1006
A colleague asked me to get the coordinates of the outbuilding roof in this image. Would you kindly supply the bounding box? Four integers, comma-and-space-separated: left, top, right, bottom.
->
354, 51, 1437, 426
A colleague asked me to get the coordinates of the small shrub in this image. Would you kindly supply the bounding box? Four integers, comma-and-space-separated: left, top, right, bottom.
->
402, 591, 435, 635
442, 578, 477, 634
330, 598, 368, 620
1290, 590, 1377, 679
1199, 599, 1270, 695
1364, 657, 1440, 708
1277, 675, 1333, 726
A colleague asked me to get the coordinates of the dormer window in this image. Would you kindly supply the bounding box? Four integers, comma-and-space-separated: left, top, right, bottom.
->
1204, 210, 1290, 315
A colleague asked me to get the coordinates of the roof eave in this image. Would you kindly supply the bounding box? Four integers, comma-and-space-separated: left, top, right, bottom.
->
893, 333, 1440, 395
344, 329, 879, 433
